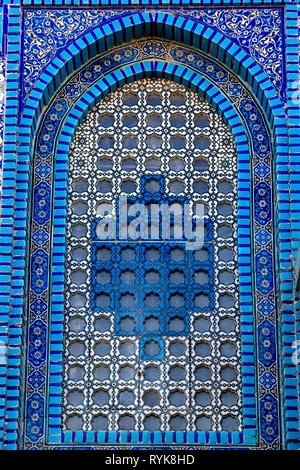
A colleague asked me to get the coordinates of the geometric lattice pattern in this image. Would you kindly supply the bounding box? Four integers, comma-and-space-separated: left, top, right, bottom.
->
4, 0, 299, 450
63, 79, 242, 432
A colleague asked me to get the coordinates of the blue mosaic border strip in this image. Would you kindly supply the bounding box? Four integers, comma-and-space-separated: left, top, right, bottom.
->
0, 1, 299, 450
20, 10, 285, 139
23, 32, 277, 446
0, 0, 290, 7
0, 3, 25, 451
20, 6, 285, 104
47, 58, 254, 446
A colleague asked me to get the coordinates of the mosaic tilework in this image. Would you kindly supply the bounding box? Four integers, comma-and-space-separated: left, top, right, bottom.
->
23, 36, 278, 448
62, 79, 242, 433
22, 7, 285, 104
0, 1, 299, 451
0, 56, 4, 190
0, 4, 6, 196
278, 2, 300, 450
18, 5, 287, 199
0, 3, 25, 451
0, 0, 287, 3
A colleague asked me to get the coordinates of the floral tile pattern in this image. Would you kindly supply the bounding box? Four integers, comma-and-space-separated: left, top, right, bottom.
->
25, 34, 278, 448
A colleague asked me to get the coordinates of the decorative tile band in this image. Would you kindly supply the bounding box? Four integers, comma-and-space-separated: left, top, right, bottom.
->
21, 6, 285, 104
22, 38, 279, 447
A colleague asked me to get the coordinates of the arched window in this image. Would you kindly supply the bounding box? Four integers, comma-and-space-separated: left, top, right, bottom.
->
62, 78, 241, 433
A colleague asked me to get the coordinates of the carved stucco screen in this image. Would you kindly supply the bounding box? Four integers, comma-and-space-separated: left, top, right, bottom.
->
62, 78, 241, 433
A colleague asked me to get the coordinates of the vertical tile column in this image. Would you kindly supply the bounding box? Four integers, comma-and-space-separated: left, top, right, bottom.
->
278, 1, 300, 451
